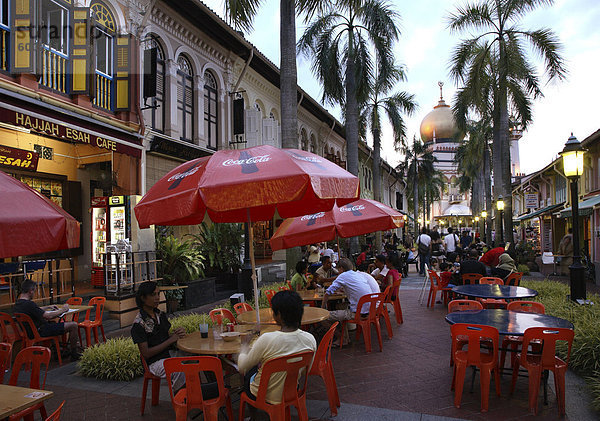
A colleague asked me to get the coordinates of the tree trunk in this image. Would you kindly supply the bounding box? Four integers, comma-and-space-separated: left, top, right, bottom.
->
492, 103, 502, 245
484, 144, 493, 245
498, 40, 514, 247
279, 0, 298, 149
373, 124, 382, 251
345, 29, 359, 177
413, 160, 419, 236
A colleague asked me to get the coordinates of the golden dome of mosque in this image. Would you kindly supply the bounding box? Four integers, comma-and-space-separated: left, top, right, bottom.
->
420, 82, 461, 144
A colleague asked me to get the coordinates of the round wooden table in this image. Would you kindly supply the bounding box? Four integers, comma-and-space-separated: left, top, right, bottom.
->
296, 290, 345, 302
451, 284, 538, 300
236, 307, 330, 325
445, 309, 573, 336
177, 325, 279, 355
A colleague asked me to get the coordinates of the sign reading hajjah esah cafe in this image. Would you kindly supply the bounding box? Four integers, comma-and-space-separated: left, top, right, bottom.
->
0, 109, 142, 158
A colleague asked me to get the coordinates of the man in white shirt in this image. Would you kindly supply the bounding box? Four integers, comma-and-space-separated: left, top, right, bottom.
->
416, 228, 432, 275
444, 227, 459, 253
322, 257, 375, 345
360, 271, 381, 293
238, 290, 316, 404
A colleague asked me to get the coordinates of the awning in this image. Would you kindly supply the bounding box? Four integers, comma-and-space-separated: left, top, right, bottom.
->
517, 203, 564, 222
558, 194, 600, 218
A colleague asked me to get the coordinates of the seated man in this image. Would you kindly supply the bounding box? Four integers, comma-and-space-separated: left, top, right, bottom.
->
480, 243, 506, 269
238, 290, 317, 404
314, 255, 338, 287
322, 258, 375, 345
460, 249, 487, 277
131, 281, 186, 391
368, 254, 388, 283
14, 280, 81, 360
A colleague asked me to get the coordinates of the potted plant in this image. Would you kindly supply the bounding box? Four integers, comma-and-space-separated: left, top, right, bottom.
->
191, 223, 243, 289
156, 231, 207, 309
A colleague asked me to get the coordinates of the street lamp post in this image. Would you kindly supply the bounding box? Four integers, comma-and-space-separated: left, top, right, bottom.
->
496, 197, 505, 244
560, 133, 587, 301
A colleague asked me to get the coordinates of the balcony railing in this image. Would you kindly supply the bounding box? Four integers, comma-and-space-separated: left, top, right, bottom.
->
325, 153, 346, 169
0, 27, 8, 71
40, 47, 68, 93
93, 73, 112, 111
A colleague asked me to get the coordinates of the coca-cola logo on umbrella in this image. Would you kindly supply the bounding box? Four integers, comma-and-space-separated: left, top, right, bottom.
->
222, 152, 271, 174
167, 161, 203, 190
339, 204, 365, 216
301, 211, 325, 226
287, 151, 327, 170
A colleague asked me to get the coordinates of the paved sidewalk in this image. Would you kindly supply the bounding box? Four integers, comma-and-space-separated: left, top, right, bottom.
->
26, 269, 598, 420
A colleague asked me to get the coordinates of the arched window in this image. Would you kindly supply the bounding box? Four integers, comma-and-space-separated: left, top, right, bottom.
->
177, 55, 194, 142
310, 138, 316, 154
91, 1, 116, 110
300, 129, 308, 151
203, 71, 218, 150
142, 35, 165, 132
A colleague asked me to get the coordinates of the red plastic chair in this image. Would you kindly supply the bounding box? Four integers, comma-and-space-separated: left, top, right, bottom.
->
510, 327, 574, 415
451, 324, 501, 412
0, 312, 23, 346
239, 350, 314, 421
461, 273, 483, 285
233, 302, 253, 316
340, 293, 385, 353
385, 276, 403, 324
309, 322, 339, 416
14, 313, 62, 365
264, 289, 276, 305
427, 270, 452, 308
504, 272, 523, 286
0, 342, 12, 383
479, 277, 504, 285
447, 300, 484, 366
378, 286, 394, 339
164, 356, 233, 421
209, 308, 237, 325
78, 297, 106, 347
45, 401, 65, 421
140, 357, 161, 415
8, 346, 51, 421
500, 301, 546, 372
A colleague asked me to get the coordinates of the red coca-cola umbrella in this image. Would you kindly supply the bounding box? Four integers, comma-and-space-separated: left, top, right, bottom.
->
0, 171, 80, 258
269, 199, 404, 251
134, 145, 360, 321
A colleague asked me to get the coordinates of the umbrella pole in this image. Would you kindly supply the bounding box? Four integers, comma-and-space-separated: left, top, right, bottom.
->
247, 211, 260, 325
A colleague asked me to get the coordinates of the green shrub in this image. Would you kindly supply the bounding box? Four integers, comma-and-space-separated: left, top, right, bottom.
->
78, 337, 143, 381
169, 313, 213, 334
521, 279, 600, 409
588, 373, 600, 411
517, 264, 530, 275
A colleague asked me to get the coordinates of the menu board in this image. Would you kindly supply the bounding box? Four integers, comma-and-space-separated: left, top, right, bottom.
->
11, 174, 63, 207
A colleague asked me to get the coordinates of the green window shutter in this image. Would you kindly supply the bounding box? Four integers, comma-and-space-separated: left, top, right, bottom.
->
115, 33, 132, 111
10, 0, 35, 73
71, 7, 91, 94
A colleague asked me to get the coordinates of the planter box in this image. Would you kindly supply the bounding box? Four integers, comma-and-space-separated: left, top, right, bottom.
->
214, 272, 239, 290
183, 277, 216, 309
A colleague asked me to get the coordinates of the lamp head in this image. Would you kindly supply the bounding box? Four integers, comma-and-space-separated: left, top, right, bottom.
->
418, 217, 423, 224
560, 133, 585, 178
475, 216, 480, 222
496, 197, 505, 211
481, 210, 487, 218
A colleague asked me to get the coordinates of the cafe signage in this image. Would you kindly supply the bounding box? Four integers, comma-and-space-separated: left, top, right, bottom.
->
0, 108, 141, 158
525, 193, 539, 209
0, 145, 39, 171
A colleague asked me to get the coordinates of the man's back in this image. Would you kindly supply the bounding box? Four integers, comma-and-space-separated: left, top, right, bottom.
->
444, 233, 458, 252
460, 259, 487, 276
480, 247, 505, 267
360, 271, 380, 293
13, 298, 45, 328
327, 270, 373, 313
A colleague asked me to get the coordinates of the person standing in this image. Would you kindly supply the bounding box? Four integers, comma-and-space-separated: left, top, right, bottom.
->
557, 228, 574, 275
461, 230, 473, 250
417, 228, 432, 275
444, 227, 459, 258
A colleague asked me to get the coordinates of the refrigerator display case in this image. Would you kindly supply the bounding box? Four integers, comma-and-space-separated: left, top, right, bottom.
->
91, 197, 109, 287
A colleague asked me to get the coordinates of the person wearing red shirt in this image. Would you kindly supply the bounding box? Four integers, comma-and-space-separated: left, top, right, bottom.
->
480, 245, 506, 268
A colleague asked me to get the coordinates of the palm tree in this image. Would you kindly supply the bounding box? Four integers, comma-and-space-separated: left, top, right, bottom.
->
298, 0, 400, 176
363, 66, 417, 203
398, 137, 443, 235
224, 0, 326, 149
448, 0, 567, 245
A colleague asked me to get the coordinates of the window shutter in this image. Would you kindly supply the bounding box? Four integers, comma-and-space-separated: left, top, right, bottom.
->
88, 18, 96, 101
10, 0, 35, 73
245, 109, 261, 147
262, 117, 277, 147
71, 7, 91, 94
115, 34, 132, 111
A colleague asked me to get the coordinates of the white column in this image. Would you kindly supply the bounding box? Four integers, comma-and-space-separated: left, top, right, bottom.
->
193, 74, 205, 145
219, 88, 227, 150
164, 59, 180, 139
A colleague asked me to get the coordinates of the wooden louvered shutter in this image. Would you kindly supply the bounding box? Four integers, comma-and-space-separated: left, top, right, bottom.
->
71, 7, 90, 94
10, 0, 35, 73
115, 33, 132, 111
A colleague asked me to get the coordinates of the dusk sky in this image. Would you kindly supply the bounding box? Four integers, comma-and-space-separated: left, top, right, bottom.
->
203, 0, 600, 174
